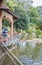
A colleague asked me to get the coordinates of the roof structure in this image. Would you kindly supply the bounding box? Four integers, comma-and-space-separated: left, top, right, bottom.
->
0, 0, 3, 4
0, 4, 18, 19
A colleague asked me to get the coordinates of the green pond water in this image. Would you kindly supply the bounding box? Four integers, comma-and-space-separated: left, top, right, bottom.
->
2, 42, 42, 65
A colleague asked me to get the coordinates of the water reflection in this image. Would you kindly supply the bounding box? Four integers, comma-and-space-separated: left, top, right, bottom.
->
12, 42, 42, 65
3, 42, 42, 65
2, 55, 14, 65
32, 43, 42, 61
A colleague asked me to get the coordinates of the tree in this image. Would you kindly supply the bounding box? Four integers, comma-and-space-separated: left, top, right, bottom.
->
28, 7, 39, 25
3, 0, 40, 31
37, 6, 42, 30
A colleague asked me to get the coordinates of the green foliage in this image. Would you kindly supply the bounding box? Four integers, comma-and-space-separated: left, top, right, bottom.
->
4, 0, 40, 29
14, 10, 28, 30
35, 29, 42, 38
2, 20, 11, 27
3, 0, 42, 38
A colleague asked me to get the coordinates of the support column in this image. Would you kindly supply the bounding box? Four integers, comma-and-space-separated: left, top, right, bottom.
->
0, 11, 2, 36
10, 20, 13, 38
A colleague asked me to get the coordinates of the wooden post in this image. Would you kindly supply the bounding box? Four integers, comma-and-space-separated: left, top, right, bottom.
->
0, 11, 2, 36
10, 20, 13, 38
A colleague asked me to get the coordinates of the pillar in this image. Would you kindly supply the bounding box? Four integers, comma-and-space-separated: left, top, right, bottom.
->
0, 11, 2, 36
10, 20, 13, 38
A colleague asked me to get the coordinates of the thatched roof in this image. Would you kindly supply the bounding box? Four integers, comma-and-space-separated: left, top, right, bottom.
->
0, 4, 18, 19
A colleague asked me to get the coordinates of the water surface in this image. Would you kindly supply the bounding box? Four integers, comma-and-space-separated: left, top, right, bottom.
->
12, 42, 42, 65
3, 42, 42, 65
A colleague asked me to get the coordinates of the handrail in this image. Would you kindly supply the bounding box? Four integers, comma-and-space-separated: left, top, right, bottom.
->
1, 42, 23, 65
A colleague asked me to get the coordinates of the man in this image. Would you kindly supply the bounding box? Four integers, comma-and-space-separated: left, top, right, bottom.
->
2, 26, 8, 38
